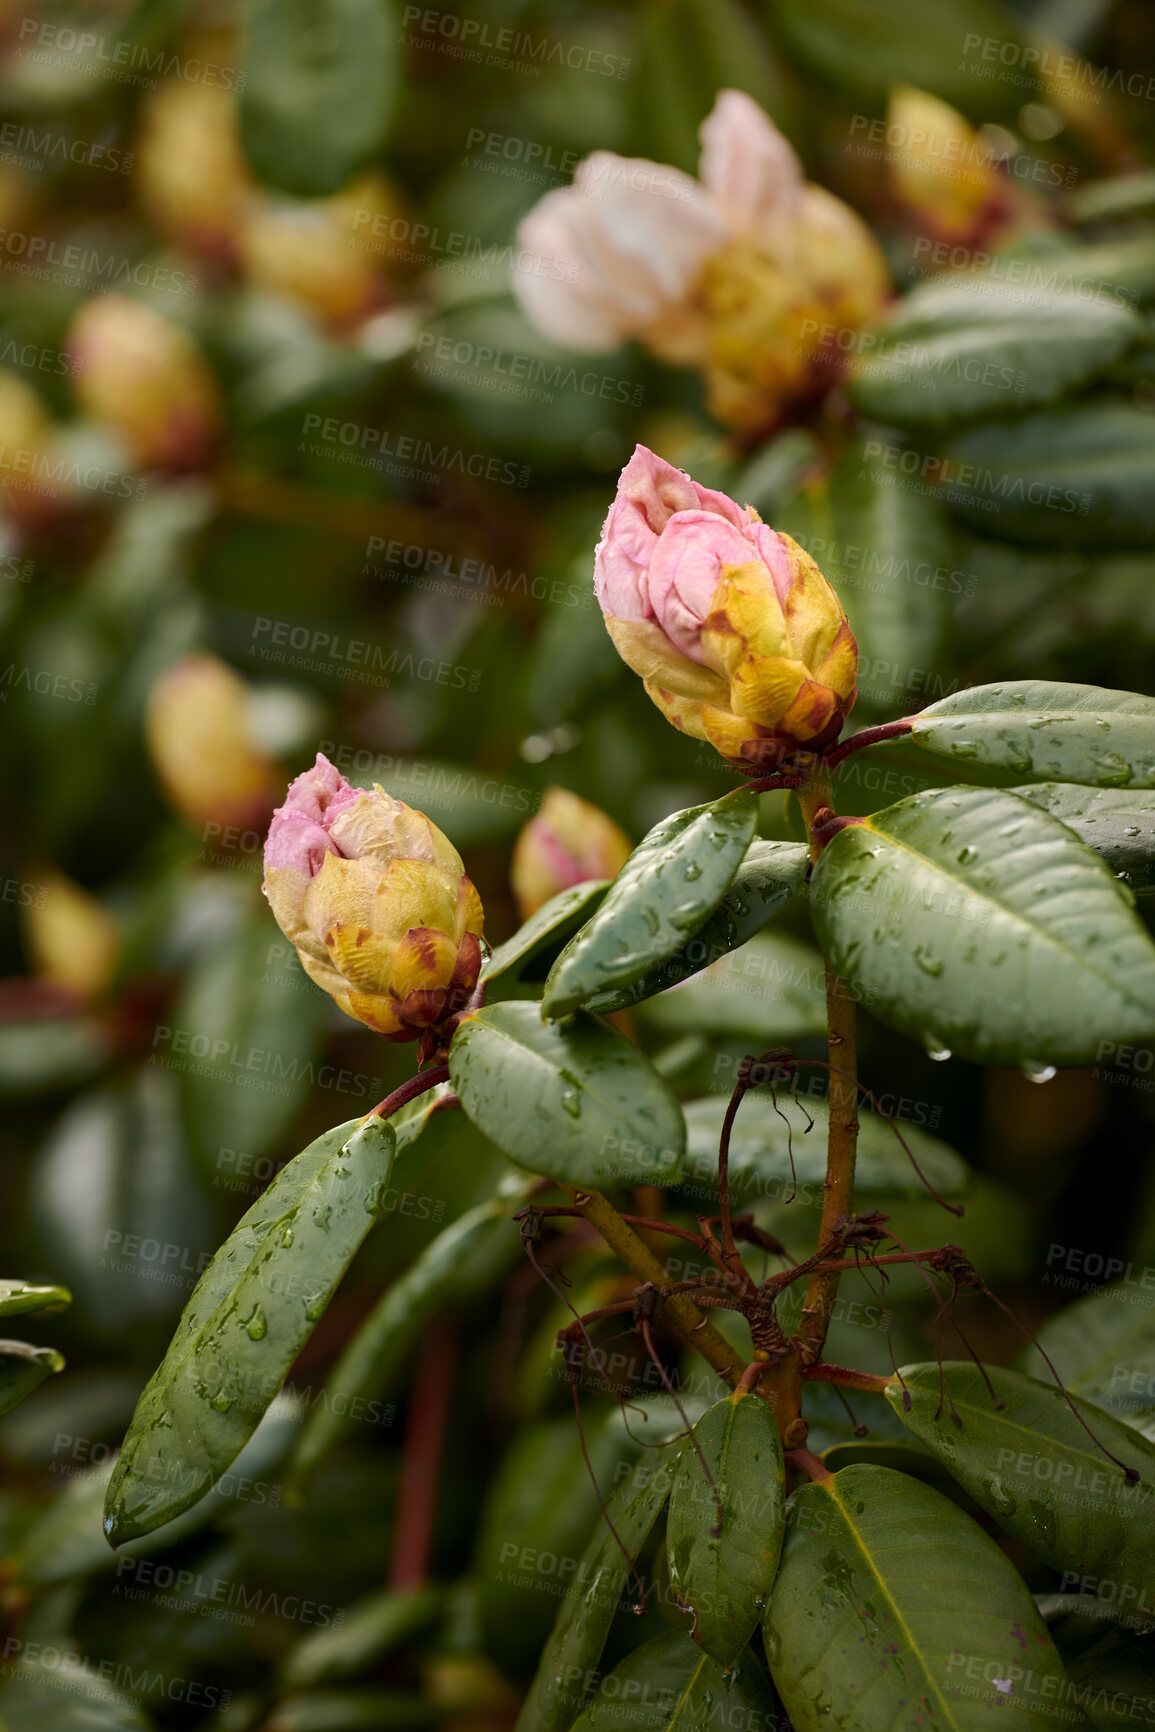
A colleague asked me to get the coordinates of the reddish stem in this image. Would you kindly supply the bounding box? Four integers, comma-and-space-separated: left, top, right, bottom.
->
821, 719, 914, 769
388, 1318, 459, 1590
370, 1064, 451, 1120
803, 1363, 895, 1393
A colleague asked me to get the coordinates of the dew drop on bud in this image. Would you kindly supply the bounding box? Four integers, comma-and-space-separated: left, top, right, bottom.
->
1023, 1060, 1057, 1085
922, 1033, 952, 1062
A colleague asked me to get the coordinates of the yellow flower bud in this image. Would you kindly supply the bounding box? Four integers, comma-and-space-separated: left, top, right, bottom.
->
511, 788, 632, 920
263, 755, 484, 1042
0, 369, 63, 523
67, 295, 221, 472
885, 86, 1012, 245
146, 654, 279, 831
238, 174, 402, 329
138, 78, 253, 261
25, 870, 119, 1000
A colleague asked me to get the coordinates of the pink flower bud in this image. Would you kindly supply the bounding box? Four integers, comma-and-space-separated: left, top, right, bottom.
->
595, 447, 857, 766
263, 755, 484, 1042
511, 788, 632, 920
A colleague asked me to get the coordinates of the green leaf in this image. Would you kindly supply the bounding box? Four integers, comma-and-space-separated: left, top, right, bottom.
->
0, 1655, 151, 1731
1037, 1595, 1155, 1729
449, 1002, 684, 1187
770, 0, 1037, 113
584, 842, 809, 1016
1021, 1284, 1155, 1434
1070, 174, 1155, 225
942, 400, 1155, 549
910, 681, 1155, 788
283, 1585, 443, 1689
571, 1629, 776, 1732
31, 1069, 213, 1332
483, 881, 611, 987
776, 438, 954, 720
543, 789, 758, 1019
886, 1362, 1155, 1595
175, 911, 330, 1165
266, 1692, 443, 1732
1011, 783, 1155, 891
239, 0, 397, 197
682, 1093, 970, 1204
0, 1343, 65, 1416
0, 1017, 108, 1098
0, 1279, 71, 1318
809, 786, 1155, 1066
103, 1114, 396, 1544
638, 930, 828, 1043
667, 1395, 785, 1667
763, 1464, 1071, 1731
849, 283, 1141, 427
475, 1413, 643, 1673
517, 1448, 684, 1732
287, 1175, 531, 1493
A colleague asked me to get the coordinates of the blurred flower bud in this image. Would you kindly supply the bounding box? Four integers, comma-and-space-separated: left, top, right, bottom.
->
0, 369, 65, 523
515, 90, 888, 433
886, 86, 1013, 246
67, 295, 220, 472
24, 870, 119, 1000
263, 754, 484, 1042
595, 446, 857, 767
511, 788, 631, 920
138, 79, 253, 263
239, 174, 401, 329
146, 654, 280, 831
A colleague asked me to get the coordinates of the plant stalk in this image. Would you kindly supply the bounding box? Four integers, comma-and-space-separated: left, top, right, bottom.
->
572, 1188, 742, 1389
796, 768, 860, 1366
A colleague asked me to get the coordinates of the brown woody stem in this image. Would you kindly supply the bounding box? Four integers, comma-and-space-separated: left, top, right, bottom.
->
571, 1189, 742, 1389
796, 768, 860, 1367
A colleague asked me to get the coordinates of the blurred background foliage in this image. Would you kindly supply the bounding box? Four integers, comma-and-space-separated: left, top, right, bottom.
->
0, 0, 1154, 1724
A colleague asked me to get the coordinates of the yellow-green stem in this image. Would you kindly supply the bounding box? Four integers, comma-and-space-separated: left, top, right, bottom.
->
796, 767, 860, 1364
571, 1188, 742, 1389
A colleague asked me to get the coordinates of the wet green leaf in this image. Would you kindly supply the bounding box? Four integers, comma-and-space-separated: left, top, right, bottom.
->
239, 0, 398, 197
1037, 1595, 1155, 1728
637, 929, 827, 1043
764, 1464, 1071, 1730
682, 1093, 970, 1204
449, 1002, 684, 1187
483, 881, 611, 987
1011, 783, 1155, 891
886, 1362, 1155, 1594
0, 1280, 71, 1318
571, 1629, 776, 1732
667, 1394, 784, 1667
911, 681, 1155, 787
810, 786, 1155, 1066
584, 842, 808, 1015
0, 1343, 65, 1416
543, 789, 758, 1019
103, 1115, 395, 1544
517, 1448, 684, 1732
1020, 1284, 1155, 1434
849, 282, 1141, 427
